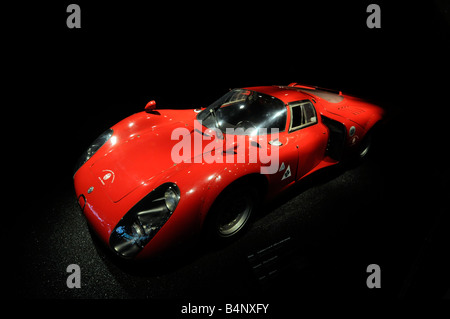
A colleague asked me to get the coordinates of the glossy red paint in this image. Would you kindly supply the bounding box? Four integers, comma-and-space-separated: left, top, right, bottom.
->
144, 100, 156, 112
73, 84, 385, 259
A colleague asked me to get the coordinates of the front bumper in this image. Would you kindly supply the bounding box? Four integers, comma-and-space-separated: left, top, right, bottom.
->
74, 167, 202, 259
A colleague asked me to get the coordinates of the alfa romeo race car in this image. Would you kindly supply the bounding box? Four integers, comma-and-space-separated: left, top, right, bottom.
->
73, 83, 385, 259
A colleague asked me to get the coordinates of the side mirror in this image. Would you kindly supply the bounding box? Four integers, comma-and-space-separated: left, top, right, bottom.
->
145, 100, 156, 112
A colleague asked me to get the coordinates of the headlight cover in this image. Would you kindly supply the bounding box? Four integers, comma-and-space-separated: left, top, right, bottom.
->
74, 128, 113, 174
164, 187, 179, 211
109, 183, 180, 259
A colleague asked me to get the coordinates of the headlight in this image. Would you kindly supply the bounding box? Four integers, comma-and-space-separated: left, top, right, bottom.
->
164, 187, 179, 211
74, 128, 113, 174
109, 183, 180, 259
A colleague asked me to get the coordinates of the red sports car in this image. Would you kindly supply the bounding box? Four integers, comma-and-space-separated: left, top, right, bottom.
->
74, 83, 385, 259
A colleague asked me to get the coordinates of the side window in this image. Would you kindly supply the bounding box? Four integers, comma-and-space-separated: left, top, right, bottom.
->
291, 104, 302, 128
289, 100, 317, 132
303, 102, 317, 124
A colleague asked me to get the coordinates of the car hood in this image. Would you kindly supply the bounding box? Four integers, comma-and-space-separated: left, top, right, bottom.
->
89, 116, 195, 203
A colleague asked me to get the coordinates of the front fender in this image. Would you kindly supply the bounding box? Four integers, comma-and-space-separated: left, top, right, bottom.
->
134, 161, 263, 259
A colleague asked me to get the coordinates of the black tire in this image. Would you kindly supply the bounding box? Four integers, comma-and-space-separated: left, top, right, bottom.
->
204, 181, 258, 243
344, 130, 376, 166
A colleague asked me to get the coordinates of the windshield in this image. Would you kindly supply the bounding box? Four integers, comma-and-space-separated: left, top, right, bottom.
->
197, 89, 287, 135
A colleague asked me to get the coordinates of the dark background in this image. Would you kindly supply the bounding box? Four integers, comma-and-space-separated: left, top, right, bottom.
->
6, 0, 450, 305
17, 0, 450, 193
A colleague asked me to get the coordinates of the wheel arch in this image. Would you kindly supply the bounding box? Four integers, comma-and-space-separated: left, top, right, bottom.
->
199, 172, 269, 227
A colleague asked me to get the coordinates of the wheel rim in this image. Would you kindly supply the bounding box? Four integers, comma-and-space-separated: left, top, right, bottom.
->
216, 195, 252, 237
359, 136, 371, 158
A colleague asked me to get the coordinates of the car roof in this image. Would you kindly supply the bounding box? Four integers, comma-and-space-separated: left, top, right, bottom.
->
244, 86, 309, 104
245, 85, 345, 105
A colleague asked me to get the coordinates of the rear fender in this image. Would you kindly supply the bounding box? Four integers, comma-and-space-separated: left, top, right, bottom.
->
174, 163, 265, 227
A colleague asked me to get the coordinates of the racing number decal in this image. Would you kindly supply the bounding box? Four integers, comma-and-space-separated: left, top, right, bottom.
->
281, 165, 291, 180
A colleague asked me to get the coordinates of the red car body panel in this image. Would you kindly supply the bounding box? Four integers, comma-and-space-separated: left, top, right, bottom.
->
74, 84, 385, 259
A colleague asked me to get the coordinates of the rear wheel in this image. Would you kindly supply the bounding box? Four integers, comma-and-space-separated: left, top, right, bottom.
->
216, 193, 252, 237
344, 129, 378, 165
358, 132, 372, 159
205, 182, 258, 241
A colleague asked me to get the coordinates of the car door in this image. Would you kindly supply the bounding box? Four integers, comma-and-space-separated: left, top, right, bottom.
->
287, 100, 328, 180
